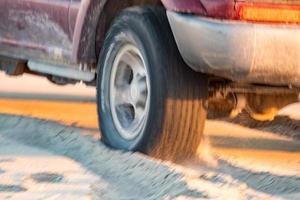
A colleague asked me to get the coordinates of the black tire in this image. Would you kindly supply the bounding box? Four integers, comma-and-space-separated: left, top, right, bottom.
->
97, 7, 208, 162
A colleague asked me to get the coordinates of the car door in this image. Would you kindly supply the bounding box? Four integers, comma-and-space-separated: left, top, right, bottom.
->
0, 0, 72, 63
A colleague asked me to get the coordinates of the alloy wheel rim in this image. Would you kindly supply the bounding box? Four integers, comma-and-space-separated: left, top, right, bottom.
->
109, 44, 150, 140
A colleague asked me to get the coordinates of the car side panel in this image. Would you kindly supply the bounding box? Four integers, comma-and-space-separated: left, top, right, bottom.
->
0, 0, 176, 65
0, 0, 72, 63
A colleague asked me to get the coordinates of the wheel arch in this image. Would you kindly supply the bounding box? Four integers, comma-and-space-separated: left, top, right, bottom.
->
72, 0, 162, 65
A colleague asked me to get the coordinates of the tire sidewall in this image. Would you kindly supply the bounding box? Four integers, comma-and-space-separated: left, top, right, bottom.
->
97, 11, 166, 151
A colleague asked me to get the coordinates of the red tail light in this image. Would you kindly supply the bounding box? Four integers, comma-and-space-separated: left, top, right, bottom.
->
238, 3, 300, 24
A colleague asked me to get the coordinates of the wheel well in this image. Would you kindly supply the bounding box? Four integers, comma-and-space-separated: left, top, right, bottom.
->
95, 0, 162, 61
74, 0, 162, 65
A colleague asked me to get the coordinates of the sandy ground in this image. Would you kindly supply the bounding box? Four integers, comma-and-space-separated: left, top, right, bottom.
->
0, 99, 299, 199
0, 135, 98, 200
0, 73, 299, 199
0, 72, 95, 97
0, 114, 289, 200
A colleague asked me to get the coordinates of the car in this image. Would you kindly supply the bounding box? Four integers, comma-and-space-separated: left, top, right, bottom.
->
0, 0, 299, 161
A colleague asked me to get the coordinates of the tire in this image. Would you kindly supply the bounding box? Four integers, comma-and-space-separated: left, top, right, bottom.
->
97, 7, 208, 162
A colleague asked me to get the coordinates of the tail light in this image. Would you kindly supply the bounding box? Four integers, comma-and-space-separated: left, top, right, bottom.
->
238, 3, 300, 24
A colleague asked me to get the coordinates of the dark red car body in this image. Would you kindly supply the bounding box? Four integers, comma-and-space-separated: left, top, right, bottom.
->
0, 0, 249, 65
0, 0, 299, 85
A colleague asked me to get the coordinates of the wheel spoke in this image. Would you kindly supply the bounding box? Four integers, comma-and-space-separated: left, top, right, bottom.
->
138, 77, 148, 93
113, 85, 133, 106
109, 44, 150, 140
122, 51, 143, 71
134, 106, 145, 122
132, 66, 146, 82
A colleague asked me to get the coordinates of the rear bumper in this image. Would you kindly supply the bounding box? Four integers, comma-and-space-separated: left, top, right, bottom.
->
167, 11, 300, 86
